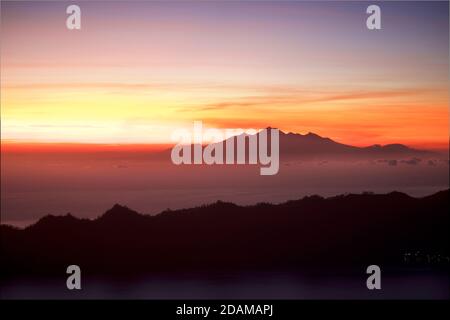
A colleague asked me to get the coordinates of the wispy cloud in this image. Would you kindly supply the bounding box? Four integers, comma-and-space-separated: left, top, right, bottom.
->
180, 87, 439, 113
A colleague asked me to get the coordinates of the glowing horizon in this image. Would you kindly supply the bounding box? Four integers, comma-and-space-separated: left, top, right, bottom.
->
1, 1, 448, 150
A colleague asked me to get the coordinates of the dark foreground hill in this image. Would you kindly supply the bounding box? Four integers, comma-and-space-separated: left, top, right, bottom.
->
1, 190, 448, 277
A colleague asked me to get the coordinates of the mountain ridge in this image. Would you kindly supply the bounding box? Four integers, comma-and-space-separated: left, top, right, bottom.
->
3, 189, 446, 230
163, 127, 435, 161
1, 189, 448, 277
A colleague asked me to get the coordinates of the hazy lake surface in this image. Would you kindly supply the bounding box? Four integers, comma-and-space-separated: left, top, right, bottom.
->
2, 151, 448, 227
1, 270, 448, 299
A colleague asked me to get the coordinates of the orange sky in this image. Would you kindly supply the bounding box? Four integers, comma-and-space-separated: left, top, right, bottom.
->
1, 1, 448, 150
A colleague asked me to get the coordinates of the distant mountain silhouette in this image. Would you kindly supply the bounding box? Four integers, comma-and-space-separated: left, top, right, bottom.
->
252, 128, 433, 159
1, 190, 448, 277
161, 128, 434, 162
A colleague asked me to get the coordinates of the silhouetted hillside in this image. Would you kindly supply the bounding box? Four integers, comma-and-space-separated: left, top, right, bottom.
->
252, 128, 433, 158
161, 128, 435, 162
1, 190, 448, 277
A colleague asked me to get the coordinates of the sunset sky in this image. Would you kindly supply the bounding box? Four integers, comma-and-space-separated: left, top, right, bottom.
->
1, 1, 448, 149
